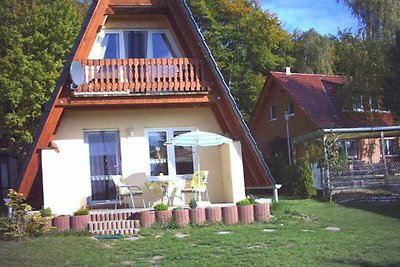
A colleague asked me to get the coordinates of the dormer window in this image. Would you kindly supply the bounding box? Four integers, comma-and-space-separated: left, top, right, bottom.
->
89, 29, 181, 59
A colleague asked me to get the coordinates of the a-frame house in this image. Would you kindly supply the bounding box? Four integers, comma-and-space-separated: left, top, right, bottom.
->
19, 0, 276, 214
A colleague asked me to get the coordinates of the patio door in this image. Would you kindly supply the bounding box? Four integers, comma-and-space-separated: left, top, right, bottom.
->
85, 131, 121, 202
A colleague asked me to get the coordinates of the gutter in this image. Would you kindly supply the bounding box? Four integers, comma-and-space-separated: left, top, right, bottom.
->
180, 0, 276, 185
322, 126, 400, 134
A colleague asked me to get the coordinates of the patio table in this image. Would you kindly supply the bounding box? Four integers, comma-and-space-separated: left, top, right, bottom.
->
145, 178, 185, 206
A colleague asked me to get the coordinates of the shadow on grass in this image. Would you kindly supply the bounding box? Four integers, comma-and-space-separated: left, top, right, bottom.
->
340, 201, 400, 220
331, 258, 400, 267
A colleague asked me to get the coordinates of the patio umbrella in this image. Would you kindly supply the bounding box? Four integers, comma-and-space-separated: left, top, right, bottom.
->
164, 129, 233, 171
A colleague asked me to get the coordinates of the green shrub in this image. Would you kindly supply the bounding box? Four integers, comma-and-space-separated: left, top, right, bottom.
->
0, 189, 50, 240
173, 206, 184, 211
73, 207, 89, 216
189, 199, 197, 209
40, 207, 52, 217
236, 198, 251, 206
294, 162, 317, 199
247, 195, 256, 204
153, 203, 168, 211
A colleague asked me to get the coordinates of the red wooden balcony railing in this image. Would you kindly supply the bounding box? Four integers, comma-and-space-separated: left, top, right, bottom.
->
74, 58, 206, 94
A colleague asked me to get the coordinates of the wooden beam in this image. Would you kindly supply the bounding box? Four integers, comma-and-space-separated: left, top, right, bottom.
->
56, 94, 210, 108
19, 107, 64, 196
105, 6, 168, 15
109, 0, 166, 6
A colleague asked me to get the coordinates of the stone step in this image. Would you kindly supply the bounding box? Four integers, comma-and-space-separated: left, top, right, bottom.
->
90, 211, 135, 222
91, 228, 139, 236
88, 219, 140, 236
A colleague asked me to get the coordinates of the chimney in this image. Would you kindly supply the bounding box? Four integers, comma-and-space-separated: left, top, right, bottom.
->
285, 67, 291, 76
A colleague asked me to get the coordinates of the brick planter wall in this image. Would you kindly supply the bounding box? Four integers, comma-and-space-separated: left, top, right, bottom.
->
222, 206, 238, 225
254, 203, 270, 222
205, 207, 222, 223
137, 210, 155, 228
155, 210, 172, 224
70, 215, 91, 230
52, 215, 70, 232
189, 208, 206, 225
172, 209, 190, 227
237, 205, 254, 224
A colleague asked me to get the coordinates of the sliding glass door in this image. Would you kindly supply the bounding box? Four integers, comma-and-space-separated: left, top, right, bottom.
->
85, 131, 121, 201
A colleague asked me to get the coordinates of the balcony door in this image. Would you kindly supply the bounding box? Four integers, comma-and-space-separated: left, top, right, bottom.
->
90, 30, 181, 59
85, 131, 121, 202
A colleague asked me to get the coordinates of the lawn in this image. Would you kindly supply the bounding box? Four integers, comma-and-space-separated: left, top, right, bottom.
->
0, 199, 399, 266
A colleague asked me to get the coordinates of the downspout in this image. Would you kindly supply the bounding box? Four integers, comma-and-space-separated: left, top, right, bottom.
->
380, 131, 389, 184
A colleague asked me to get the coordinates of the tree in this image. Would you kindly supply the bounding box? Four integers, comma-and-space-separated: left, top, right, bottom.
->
292, 29, 336, 75
0, 0, 83, 158
383, 32, 400, 115
337, 0, 400, 113
187, 0, 294, 119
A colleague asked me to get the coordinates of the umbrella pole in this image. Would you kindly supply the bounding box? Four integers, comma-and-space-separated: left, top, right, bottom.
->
197, 147, 201, 201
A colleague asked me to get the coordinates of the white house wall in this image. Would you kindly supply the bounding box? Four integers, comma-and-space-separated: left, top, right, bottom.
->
42, 107, 244, 214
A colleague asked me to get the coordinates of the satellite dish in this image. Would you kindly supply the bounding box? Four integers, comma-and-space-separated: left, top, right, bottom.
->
70, 61, 85, 88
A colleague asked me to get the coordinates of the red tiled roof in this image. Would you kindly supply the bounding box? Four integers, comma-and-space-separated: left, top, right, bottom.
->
270, 71, 394, 128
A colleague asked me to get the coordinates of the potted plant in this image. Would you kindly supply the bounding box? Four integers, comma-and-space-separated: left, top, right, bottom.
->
154, 203, 171, 225
221, 205, 238, 225
136, 210, 155, 228
236, 198, 254, 224
188, 199, 206, 225
40, 207, 53, 231
52, 215, 70, 233
205, 206, 222, 223
172, 206, 189, 227
70, 207, 91, 230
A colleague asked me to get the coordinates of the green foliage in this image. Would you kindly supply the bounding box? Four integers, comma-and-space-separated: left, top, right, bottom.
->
384, 32, 400, 115
294, 162, 317, 199
0, 0, 83, 158
246, 195, 256, 204
236, 198, 251, 206
0, 189, 50, 240
73, 207, 89, 216
40, 207, 52, 217
153, 203, 168, 211
189, 199, 198, 209
187, 0, 294, 119
292, 29, 336, 74
173, 206, 184, 211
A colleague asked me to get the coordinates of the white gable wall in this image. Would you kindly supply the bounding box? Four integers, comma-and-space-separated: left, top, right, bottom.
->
41, 107, 245, 214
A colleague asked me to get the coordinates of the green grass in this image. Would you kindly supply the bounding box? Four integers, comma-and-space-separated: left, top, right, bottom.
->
1, 199, 399, 266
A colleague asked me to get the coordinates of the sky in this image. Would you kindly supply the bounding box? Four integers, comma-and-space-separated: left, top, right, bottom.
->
261, 0, 360, 36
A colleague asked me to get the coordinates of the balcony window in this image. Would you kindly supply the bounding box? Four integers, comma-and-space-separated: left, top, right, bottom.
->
90, 29, 181, 59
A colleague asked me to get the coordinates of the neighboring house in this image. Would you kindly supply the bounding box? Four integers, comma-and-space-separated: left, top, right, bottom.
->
0, 152, 18, 200
18, 0, 275, 214
250, 69, 400, 189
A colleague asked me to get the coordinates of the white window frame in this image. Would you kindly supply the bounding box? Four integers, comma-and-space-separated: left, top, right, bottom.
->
270, 105, 277, 121
382, 138, 399, 157
337, 139, 358, 159
287, 101, 295, 116
144, 127, 196, 181
89, 29, 182, 59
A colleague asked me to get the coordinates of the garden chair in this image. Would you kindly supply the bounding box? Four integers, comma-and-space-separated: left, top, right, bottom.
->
181, 171, 209, 202
111, 175, 146, 209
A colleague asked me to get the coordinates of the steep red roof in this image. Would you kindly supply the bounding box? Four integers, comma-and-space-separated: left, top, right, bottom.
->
270, 71, 394, 129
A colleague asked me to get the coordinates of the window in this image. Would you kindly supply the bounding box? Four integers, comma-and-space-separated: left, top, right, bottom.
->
382, 138, 398, 156
287, 101, 295, 115
146, 128, 195, 179
85, 131, 121, 201
337, 140, 358, 158
270, 105, 277, 121
90, 29, 181, 59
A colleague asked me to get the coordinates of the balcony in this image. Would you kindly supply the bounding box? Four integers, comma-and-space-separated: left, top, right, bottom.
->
74, 58, 207, 95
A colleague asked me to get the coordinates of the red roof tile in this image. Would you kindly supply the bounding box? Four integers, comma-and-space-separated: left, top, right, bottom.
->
270, 71, 394, 128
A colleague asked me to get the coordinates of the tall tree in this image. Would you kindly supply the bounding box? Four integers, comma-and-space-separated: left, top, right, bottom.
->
384, 32, 400, 115
0, 0, 83, 158
292, 29, 336, 75
338, 0, 400, 113
187, 0, 294, 120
